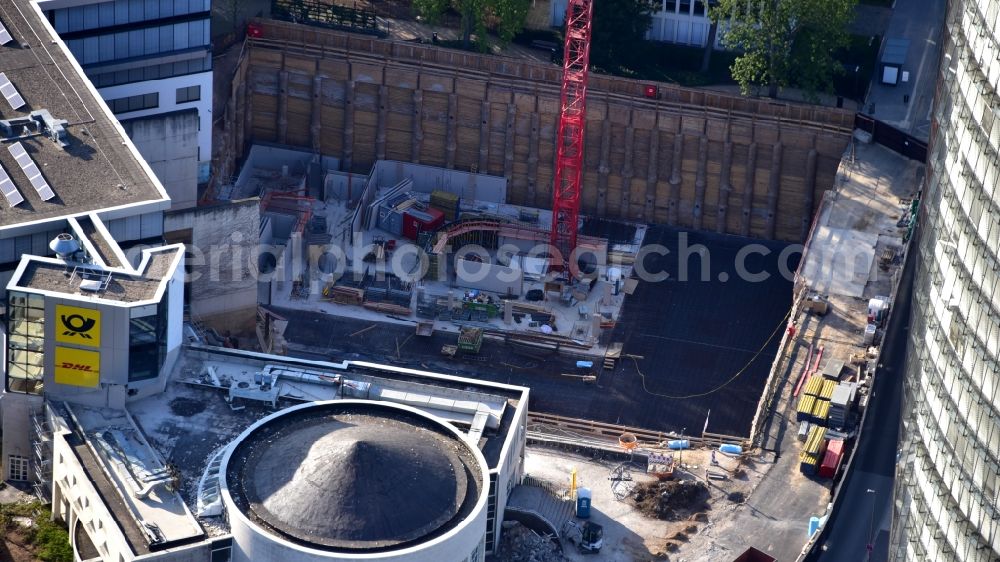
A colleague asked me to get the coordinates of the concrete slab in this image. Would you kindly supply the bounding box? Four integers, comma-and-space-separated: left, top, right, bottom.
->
799, 226, 878, 298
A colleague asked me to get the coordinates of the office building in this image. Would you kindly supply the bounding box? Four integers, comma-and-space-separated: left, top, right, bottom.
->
890, 0, 1000, 559
36, 0, 213, 207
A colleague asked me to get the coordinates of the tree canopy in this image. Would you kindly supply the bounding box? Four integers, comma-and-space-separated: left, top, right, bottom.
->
414, 0, 529, 51
710, 0, 856, 100
589, 0, 656, 71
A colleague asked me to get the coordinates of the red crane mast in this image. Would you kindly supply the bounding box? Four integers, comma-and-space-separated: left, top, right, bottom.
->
549, 0, 593, 274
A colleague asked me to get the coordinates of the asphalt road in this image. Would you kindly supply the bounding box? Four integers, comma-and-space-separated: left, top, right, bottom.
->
865, 0, 946, 139
807, 241, 916, 562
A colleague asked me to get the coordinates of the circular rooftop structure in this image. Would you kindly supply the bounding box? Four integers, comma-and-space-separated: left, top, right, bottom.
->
220, 400, 488, 559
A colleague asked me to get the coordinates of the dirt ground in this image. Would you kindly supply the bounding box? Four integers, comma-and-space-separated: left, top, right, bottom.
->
523, 446, 765, 561
0, 530, 37, 562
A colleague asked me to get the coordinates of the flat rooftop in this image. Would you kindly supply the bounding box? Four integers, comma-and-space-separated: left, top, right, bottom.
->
115, 344, 527, 536
60, 403, 205, 556
0, 0, 166, 229
10, 245, 180, 302
272, 226, 796, 437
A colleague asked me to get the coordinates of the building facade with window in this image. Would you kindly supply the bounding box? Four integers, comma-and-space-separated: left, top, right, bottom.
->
889, 0, 1000, 558
35, 0, 213, 206
549, 0, 721, 47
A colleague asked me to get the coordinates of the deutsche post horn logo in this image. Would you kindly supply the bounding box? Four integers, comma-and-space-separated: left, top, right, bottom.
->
61, 314, 96, 339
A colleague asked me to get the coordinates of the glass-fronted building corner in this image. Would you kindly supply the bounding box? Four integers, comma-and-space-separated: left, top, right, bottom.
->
890, 0, 1000, 559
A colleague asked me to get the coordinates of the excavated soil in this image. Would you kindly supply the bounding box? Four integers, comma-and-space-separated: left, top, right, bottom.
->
630, 480, 710, 521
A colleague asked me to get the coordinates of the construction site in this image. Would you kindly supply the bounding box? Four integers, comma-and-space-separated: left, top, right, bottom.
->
196, 8, 918, 562
201, 15, 865, 439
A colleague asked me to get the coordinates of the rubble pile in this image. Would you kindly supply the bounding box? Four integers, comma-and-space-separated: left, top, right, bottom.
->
494, 522, 567, 562
631, 480, 710, 521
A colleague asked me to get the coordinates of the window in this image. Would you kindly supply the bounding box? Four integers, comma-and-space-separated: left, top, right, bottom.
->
211, 537, 233, 562
65, 19, 211, 65
128, 292, 168, 382
176, 85, 200, 104
90, 54, 212, 88
7, 455, 29, 481
6, 292, 45, 394
108, 92, 158, 114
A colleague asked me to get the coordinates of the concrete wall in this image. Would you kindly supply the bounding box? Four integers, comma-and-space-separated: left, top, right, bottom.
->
216, 20, 855, 243
0, 393, 42, 481
455, 258, 523, 295
99, 70, 214, 183
491, 399, 528, 552
371, 161, 508, 203
164, 199, 261, 334
121, 111, 201, 211
52, 430, 136, 562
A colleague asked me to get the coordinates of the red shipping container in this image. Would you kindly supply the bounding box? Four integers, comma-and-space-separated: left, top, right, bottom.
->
818, 438, 845, 479
402, 207, 445, 240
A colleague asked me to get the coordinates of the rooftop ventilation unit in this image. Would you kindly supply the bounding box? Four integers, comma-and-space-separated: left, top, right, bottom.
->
31, 110, 68, 148
49, 233, 80, 260
0, 110, 70, 148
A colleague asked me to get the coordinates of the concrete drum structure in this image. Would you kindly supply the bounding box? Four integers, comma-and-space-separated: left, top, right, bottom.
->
221, 400, 489, 562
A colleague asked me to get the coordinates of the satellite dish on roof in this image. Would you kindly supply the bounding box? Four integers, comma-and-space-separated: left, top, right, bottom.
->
49, 233, 79, 260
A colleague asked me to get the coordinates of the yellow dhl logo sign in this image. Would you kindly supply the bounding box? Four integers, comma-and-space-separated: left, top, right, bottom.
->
54, 347, 100, 388
58, 362, 95, 372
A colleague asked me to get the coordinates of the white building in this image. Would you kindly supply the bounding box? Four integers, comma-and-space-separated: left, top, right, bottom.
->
550, 0, 721, 48
35, 0, 213, 207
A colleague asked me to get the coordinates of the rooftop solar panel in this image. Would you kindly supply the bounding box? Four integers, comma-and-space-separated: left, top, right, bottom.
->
8, 142, 54, 201
0, 22, 12, 45
0, 164, 24, 207
0, 73, 25, 110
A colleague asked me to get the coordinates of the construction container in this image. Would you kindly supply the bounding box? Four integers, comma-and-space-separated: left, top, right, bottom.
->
457, 327, 484, 353
403, 207, 446, 240
867, 297, 889, 325
829, 383, 857, 427
576, 487, 592, 518
667, 440, 690, 450
817, 438, 845, 478
797, 421, 811, 442
377, 206, 404, 236
430, 190, 461, 221
863, 323, 877, 345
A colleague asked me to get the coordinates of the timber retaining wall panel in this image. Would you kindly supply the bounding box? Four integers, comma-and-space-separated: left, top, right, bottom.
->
224, 20, 854, 242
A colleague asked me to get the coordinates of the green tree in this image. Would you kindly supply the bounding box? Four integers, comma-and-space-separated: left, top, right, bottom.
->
589, 0, 656, 72
710, 0, 856, 100
414, 0, 529, 51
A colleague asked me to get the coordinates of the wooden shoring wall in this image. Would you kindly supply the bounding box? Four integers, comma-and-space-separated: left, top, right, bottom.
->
220, 20, 853, 242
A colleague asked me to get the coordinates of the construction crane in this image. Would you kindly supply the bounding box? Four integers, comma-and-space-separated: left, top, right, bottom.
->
549, 0, 594, 274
